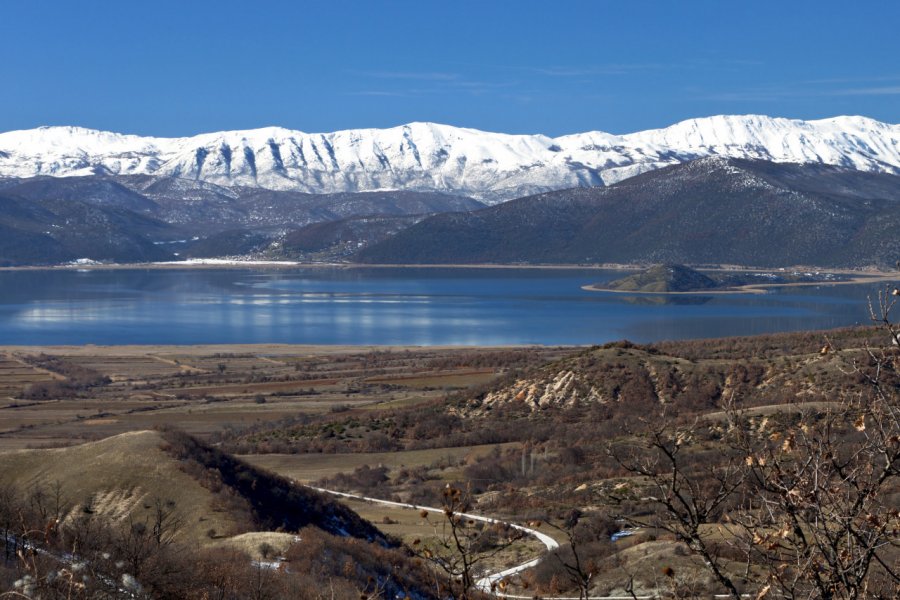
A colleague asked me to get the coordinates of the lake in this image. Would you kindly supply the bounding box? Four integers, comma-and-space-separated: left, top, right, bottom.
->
0, 267, 890, 346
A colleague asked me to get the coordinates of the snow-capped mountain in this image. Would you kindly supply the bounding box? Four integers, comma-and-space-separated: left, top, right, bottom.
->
1, 115, 898, 203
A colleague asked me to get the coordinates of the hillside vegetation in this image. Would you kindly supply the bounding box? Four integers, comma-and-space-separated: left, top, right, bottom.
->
1, 327, 896, 597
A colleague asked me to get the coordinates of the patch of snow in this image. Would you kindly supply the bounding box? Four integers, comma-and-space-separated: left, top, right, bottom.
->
610, 529, 639, 542
153, 258, 299, 266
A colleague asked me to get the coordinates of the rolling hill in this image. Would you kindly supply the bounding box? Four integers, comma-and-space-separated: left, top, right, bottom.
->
276, 214, 425, 260
0, 429, 387, 545
0, 191, 179, 266
0, 429, 447, 598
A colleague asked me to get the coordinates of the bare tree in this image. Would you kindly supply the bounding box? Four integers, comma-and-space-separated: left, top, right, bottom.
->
611, 415, 748, 599
610, 289, 900, 599
723, 291, 900, 599
541, 509, 598, 600
413, 484, 523, 600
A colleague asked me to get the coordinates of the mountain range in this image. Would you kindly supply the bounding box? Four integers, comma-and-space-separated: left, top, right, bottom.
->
356, 157, 900, 268
2, 115, 898, 203
0, 176, 480, 265
2, 114, 900, 268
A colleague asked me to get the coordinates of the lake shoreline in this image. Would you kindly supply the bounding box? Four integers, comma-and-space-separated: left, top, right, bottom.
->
0, 343, 551, 354
0, 260, 895, 276
582, 270, 899, 296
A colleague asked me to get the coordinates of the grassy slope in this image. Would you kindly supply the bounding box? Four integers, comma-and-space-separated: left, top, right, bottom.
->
0, 430, 240, 543
0, 429, 390, 548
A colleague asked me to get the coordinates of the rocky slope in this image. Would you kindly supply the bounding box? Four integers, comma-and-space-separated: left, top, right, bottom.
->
468, 329, 878, 416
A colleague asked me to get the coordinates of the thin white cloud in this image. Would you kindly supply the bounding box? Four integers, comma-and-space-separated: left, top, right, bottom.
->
532, 64, 663, 77
702, 76, 900, 101
346, 90, 409, 97
796, 74, 900, 86
830, 85, 900, 96
347, 77, 518, 98
356, 70, 460, 81
525, 59, 763, 78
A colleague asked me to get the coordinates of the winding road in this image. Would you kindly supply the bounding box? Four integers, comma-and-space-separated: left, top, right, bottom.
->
309, 486, 676, 599
310, 486, 557, 593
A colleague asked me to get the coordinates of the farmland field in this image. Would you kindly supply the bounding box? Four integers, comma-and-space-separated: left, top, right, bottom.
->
0, 345, 568, 451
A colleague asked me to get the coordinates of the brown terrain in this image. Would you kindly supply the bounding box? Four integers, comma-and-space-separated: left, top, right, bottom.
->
0, 328, 896, 598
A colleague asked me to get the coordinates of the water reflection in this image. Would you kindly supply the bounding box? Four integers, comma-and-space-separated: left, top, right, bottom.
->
615, 294, 714, 306
0, 268, 884, 346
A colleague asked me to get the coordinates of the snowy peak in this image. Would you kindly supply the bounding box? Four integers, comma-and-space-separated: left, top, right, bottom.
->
1, 115, 898, 203
621, 114, 898, 166
0, 125, 163, 154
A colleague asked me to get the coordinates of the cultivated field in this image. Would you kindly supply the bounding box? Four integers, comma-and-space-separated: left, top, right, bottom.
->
0, 345, 567, 451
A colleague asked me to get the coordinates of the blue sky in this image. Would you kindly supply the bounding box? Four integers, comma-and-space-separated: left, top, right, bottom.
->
2, 1, 898, 136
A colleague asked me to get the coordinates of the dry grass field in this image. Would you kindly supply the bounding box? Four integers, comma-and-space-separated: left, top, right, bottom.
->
242, 442, 520, 483
338, 495, 547, 572
0, 354, 59, 399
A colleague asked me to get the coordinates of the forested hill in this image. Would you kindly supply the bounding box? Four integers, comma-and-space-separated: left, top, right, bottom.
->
356, 157, 900, 268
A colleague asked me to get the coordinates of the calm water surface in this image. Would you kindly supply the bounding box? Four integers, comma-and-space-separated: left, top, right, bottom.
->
0, 268, 888, 346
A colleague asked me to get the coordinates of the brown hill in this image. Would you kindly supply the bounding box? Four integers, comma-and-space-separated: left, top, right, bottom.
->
0, 429, 447, 598
0, 429, 386, 545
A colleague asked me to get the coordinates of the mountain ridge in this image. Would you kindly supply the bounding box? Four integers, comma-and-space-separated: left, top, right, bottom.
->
356, 157, 900, 268
2, 115, 898, 203
0, 175, 481, 265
